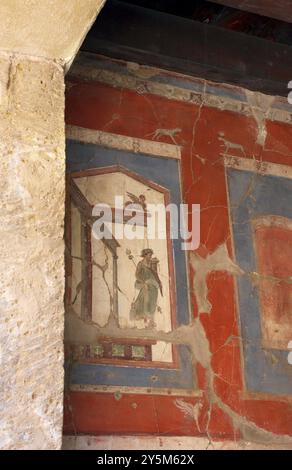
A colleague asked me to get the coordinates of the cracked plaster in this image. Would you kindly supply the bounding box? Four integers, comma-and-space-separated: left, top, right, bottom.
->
64, 55, 292, 448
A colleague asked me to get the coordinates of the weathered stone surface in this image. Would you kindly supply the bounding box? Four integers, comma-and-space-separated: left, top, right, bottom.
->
0, 54, 65, 450
0, 1, 106, 67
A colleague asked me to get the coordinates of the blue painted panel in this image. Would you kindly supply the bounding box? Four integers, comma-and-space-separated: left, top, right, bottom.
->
227, 168, 292, 395
71, 346, 194, 389
67, 141, 195, 391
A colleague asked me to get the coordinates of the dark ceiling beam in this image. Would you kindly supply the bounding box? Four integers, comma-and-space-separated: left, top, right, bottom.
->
82, 0, 292, 96
211, 1, 292, 24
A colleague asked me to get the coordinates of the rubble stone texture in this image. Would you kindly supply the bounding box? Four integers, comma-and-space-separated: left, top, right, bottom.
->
0, 0, 106, 450
0, 55, 65, 450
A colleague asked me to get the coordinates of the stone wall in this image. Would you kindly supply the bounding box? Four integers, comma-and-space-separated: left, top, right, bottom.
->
0, 1, 107, 450
0, 54, 65, 450
0, 1, 106, 67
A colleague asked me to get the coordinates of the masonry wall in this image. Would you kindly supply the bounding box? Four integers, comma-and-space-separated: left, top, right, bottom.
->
63, 53, 292, 447
0, 54, 65, 449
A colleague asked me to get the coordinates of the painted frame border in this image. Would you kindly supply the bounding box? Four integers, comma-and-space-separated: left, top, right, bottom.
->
227, 166, 292, 395
66, 140, 196, 393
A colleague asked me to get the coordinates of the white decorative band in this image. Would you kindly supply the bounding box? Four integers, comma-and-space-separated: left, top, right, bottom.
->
224, 155, 292, 180
66, 125, 181, 160
70, 383, 202, 397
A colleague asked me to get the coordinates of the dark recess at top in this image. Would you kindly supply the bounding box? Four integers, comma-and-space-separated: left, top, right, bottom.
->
80, 0, 292, 96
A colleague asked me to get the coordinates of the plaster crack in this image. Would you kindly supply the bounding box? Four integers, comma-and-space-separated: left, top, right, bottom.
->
245, 90, 275, 148
189, 243, 244, 314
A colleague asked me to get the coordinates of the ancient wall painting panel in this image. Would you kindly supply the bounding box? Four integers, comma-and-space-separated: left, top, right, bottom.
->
226, 158, 292, 395
253, 216, 292, 351
65, 136, 197, 396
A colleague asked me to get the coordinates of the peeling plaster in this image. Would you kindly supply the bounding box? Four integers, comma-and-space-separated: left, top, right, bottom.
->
65, 304, 292, 445
189, 244, 243, 314
65, 218, 292, 445
64, 54, 292, 447
126, 62, 159, 80
69, 53, 292, 126
245, 90, 275, 147
65, 177, 291, 445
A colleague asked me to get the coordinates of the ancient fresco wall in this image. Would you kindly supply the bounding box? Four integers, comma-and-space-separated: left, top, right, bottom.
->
63, 52, 292, 445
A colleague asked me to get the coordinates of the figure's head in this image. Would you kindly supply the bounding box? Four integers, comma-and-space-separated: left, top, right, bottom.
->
141, 248, 153, 260
139, 194, 146, 202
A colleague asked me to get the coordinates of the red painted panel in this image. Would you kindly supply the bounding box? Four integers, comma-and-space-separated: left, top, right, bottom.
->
254, 219, 292, 350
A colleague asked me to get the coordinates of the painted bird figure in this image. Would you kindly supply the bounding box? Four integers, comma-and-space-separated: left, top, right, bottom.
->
175, 399, 203, 433
125, 192, 147, 211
